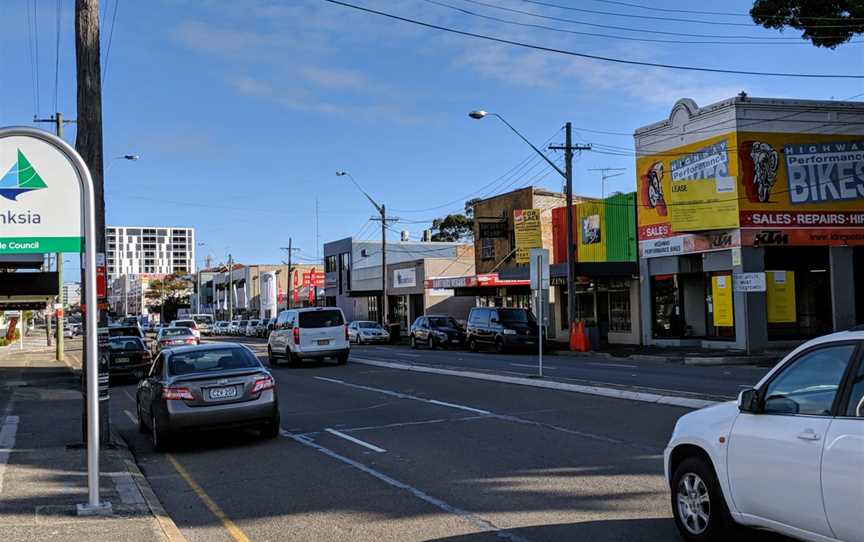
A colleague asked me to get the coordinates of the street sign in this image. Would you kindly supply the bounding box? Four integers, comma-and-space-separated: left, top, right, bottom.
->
529, 248, 550, 290
733, 272, 767, 292
0, 134, 82, 253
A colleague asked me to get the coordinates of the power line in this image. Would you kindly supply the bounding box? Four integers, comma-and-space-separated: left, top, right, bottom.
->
103, 0, 120, 85
455, 0, 853, 40
577, 0, 863, 21
320, 0, 864, 78
513, 0, 863, 27
32, 0, 41, 114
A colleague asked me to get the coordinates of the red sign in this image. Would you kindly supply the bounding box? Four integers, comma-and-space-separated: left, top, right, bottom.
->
302, 268, 325, 288
293, 286, 299, 304
743, 228, 864, 247
96, 265, 107, 299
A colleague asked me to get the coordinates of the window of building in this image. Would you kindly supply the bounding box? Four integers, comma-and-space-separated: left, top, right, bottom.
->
481, 238, 495, 260
325, 255, 337, 273
651, 275, 684, 338
608, 290, 631, 332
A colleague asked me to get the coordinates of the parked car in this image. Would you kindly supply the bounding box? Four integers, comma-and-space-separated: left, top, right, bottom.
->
235, 320, 249, 336
155, 327, 199, 354
100, 324, 145, 340
348, 320, 390, 345
465, 307, 538, 353
256, 319, 273, 338
105, 336, 152, 380
244, 320, 260, 337
136, 343, 280, 451
665, 329, 864, 542
410, 315, 465, 349
213, 321, 230, 335
267, 307, 349, 367
170, 319, 201, 340
227, 320, 241, 335
192, 314, 215, 336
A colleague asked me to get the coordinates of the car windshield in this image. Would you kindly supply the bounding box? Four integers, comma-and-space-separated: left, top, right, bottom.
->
428, 317, 459, 328
174, 321, 195, 329
498, 309, 535, 323
192, 316, 213, 325
168, 347, 260, 376
108, 337, 145, 351
162, 328, 192, 338
299, 310, 344, 328
249, 320, 260, 326
239, 320, 248, 326
105, 326, 142, 337
358, 322, 380, 329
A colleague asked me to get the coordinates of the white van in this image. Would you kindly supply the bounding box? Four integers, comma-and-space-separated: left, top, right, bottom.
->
267, 307, 349, 366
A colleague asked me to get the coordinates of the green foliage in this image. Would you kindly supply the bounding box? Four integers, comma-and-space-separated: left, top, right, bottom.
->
0, 329, 21, 347
429, 199, 480, 242
750, 1, 864, 48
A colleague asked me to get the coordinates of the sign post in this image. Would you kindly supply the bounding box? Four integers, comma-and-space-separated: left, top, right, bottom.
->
0, 127, 110, 516
529, 248, 549, 378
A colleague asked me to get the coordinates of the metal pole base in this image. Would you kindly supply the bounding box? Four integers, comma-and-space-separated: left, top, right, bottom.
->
76, 501, 113, 516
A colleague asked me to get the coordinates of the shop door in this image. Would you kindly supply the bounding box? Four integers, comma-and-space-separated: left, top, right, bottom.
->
765, 247, 832, 339
705, 271, 735, 340
651, 275, 684, 338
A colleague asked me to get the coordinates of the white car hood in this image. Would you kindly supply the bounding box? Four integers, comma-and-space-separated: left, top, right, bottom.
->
672, 401, 739, 442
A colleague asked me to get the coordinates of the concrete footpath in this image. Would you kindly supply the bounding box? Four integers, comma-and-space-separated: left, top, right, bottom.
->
0, 342, 183, 542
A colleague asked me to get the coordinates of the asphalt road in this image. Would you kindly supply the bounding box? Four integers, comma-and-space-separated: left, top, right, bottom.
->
348, 342, 772, 402
111, 336, 789, 542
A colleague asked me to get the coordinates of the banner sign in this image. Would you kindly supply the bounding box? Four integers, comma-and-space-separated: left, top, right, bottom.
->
0, 135, 83, 253
514, 209, 542, 264
668, 140, 739, 232
744, 228, 864, 247
393, 268, 417, 288
639, 230, 740, 258
784, 140, 864, 204
767, 270, 796, 323
301, 269, 325, 287
711, 275, 734, 327
733, 272, 766, 292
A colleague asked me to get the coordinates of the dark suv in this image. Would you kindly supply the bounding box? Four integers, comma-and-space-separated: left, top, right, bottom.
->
466, 307, 538, 353
409, 315, 465, 349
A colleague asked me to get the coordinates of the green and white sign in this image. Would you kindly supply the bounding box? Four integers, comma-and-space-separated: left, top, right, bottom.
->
0, 134, 83, 253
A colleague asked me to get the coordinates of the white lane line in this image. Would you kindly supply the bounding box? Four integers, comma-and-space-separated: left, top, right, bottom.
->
314, 376, 345, 384
123, 388, 135, 401
0, 415, 20, 494
324, 428, 387, 453
510, 363, 555, 370
399, 353, 422, 358
280, 428, 531, 542
428, 400, 491, 415
584, 362, 638, 369
124, 409, 139, 425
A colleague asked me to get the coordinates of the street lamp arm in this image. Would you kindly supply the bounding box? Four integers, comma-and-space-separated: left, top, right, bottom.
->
489, 113, 566, 179
337, 171, 383, 214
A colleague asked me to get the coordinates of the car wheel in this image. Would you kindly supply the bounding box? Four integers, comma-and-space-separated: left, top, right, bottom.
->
152, 414, 169, 452
357, 336, 364, 345
288, 349, 301, 368
494, 338, 506, 354
468, 338, 478, 352
267, 345, 278, 366
261, 413, 281, 439
410, 335, 417, 349
429, 337, 437, 350
137, 403, 148, 434
336, 352, 349, 365
671, 456, 734, 542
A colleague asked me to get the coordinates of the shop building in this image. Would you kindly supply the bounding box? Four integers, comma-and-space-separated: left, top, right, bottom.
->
211, 263, 323, 320
387, 256, 476, 332
550, 192, 641, 345
635, 96, 864, 352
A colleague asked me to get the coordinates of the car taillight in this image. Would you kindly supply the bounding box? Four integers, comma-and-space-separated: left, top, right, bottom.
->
344, 324, 349, 341
142, 351, 152, 361
163, 386, 193, 400
293, 327, 300, 345
160, 339, 171, 345
185, 338, 196, 344
251, 375, 275, 393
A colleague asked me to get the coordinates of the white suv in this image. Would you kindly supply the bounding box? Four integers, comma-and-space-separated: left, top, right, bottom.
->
267, 307, 349, 367
665, 329, 863, 542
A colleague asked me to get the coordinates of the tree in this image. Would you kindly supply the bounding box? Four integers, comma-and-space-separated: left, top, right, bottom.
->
429, 199, 482, 242
750, 1, 864, 48
145, 274, 192, 321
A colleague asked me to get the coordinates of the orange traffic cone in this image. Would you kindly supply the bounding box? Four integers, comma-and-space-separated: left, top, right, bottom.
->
579, 320, 591, 351
569, 320, 579, 351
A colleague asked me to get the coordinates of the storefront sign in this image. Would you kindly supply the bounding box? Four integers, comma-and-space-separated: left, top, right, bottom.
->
733, 272, 766, 292
426, 276, 477, 289
393, 268, 417, 288
301, 269, 325, 287
514, 209, 542, 264
639, 229, 741, 258
478, 220, 508, 239
784, 140, 864, 204
744, 228, 864, 247
668, 140, 739, 231
711, 275, 734, 327
731, 247, 742, 267
767, 270, 796, 323
0, 135, 83, 253
639, 236, 685, 258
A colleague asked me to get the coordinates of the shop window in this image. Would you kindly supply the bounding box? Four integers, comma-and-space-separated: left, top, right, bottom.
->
608, 290, 631, 333
652, 275, 684, 338
325, 255, 337, 273
765, 247, 832, 340
481, 238, 495, 260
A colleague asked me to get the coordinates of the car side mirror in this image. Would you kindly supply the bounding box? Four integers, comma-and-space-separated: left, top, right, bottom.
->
737, 388, 760, 413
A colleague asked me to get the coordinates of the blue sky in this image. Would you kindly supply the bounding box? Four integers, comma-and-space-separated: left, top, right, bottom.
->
1, 0, 862, 277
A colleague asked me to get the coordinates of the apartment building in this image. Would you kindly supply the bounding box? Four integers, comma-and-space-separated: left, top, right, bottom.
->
106, 226, 195, 280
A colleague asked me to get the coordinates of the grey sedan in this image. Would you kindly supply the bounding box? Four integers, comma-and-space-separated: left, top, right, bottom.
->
136, 343, 280, 451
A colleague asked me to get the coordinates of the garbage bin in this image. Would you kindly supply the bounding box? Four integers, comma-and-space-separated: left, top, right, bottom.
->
387, 323, 401, 344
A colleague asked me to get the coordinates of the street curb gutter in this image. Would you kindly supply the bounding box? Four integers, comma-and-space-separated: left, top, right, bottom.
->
352, 358, 718, 409
114, 432, 187, 542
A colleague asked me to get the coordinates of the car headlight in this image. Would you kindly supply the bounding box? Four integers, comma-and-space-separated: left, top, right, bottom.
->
502, 329, 517, 335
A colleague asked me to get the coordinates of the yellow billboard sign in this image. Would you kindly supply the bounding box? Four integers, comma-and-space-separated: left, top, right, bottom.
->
577, 201, 606, 262
514, 209, 542, 264
767, 270, 796, 323
711, 275, 734, 327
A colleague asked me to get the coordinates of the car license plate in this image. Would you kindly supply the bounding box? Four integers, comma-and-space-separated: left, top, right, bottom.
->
115, 357, 129, 364
317, 339, 330, 345
209, 386, 237, 399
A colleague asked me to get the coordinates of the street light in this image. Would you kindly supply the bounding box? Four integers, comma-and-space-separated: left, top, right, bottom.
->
336, 171, 389, 326
470, 110, 586, 340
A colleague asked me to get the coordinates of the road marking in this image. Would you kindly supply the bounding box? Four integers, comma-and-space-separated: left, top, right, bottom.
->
584, 362, 638, 369
398, 353, 422, 358
123, 388, 135, 401
167, 455, 251, 542
314, 376, 345, 384
0, 415, 20, 494
324, 428, 387, 453
124, 409, 139, 425
281, 429, 531, 542
510, 363, 555, 370
351, 357, 718, 409
428, 400, 491, 415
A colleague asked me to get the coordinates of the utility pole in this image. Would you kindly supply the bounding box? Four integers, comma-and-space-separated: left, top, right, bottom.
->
280, 240, 299, 310
35, 113, 76, 361
550, 123, 591, 330
227, 254, 234, 322
588, 167, 627, 199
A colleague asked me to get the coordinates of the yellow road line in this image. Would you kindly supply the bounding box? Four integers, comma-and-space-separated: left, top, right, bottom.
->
167, 454, 251, 542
